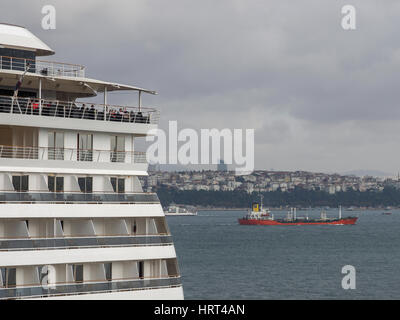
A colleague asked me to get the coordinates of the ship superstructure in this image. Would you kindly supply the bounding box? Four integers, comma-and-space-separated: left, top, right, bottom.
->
0, 23, 183, 300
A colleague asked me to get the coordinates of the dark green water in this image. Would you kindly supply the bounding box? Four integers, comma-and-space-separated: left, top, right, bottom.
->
167, 209, 400, 299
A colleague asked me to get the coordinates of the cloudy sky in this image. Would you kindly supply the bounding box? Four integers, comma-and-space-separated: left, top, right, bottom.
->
2, 0, 400, 175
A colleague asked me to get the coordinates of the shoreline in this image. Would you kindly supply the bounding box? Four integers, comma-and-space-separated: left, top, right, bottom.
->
195, 207, 397, 211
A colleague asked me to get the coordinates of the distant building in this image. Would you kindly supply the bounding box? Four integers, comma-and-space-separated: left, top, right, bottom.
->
150, 169, 385, 194
217, 160, 228, 172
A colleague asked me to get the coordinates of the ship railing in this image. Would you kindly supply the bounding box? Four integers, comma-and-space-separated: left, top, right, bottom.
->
0, 235, 174, 252
0, 276, 182, 299
0, 145, 147, 164
0, 191, 160, 204
0, 95, 160, 125
0, 55, 86, 78
0, 232, 170, 240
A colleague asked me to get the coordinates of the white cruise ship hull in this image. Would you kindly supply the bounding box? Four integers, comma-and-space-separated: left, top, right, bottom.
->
0, 23, 183, 300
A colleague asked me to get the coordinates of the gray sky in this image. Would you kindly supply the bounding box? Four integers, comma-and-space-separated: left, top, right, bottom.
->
2, 0, 400, 174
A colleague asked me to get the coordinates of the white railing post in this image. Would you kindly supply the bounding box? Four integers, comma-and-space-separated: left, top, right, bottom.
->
39, 78, 42, 115
138, 91, 142, 112
104, 87, 108, 121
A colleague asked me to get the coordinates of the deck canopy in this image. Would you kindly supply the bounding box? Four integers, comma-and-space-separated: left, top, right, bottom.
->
0, 69, 157, 98
0, 23, 54, 56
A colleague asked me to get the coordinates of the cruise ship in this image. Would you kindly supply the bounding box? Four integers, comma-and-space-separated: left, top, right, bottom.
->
0, 23, 183, 300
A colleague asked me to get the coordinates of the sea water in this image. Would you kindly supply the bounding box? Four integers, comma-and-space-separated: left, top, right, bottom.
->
167, 209, 400, 299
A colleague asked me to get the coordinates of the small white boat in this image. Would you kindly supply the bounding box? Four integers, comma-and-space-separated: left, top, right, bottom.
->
164, 205, 197, 216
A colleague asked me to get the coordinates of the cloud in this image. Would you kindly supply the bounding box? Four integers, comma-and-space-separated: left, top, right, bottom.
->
1, 0, 400, 173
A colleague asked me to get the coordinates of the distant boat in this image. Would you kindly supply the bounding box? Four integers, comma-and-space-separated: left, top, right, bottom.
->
239, 205, 358, 226
164, 205, 197, 216
382, 212, 392, 215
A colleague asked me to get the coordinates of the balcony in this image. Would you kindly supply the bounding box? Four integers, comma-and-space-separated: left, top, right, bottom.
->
0, 145, 147, 164
0, 95, 160, 125
0, 235, 173, 252
0, 192, 159, 204
0, 55, 85, 78
0, 276, 181, 300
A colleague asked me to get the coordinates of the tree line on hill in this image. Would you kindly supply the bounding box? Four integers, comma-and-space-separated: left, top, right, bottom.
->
156, 186, 400, 208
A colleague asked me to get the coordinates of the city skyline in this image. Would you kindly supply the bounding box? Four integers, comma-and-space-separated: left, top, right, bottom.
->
142, 169, 400, 195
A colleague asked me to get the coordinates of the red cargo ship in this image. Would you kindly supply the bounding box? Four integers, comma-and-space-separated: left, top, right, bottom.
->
238, 202, 358, 226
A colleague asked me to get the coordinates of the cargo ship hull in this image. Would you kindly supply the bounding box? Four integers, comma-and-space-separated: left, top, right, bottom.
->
238, 217, 358, 226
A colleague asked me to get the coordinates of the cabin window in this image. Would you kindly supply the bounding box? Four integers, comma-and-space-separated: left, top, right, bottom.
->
48, 132, 64, 160
110, 177, 125, 193
78, 177, 93, 193
132, 219, 137, 234
73, 264, 83, 283
12, 175, 29, 192
138, 261, 144, 279
0, 89, 36, 98
4, 268, 16, 288
77, 134, 93, 161
0, 48, 36, 72
104, 263, 112, 281
48, 176, 64, 192
110, 136, 125, 162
